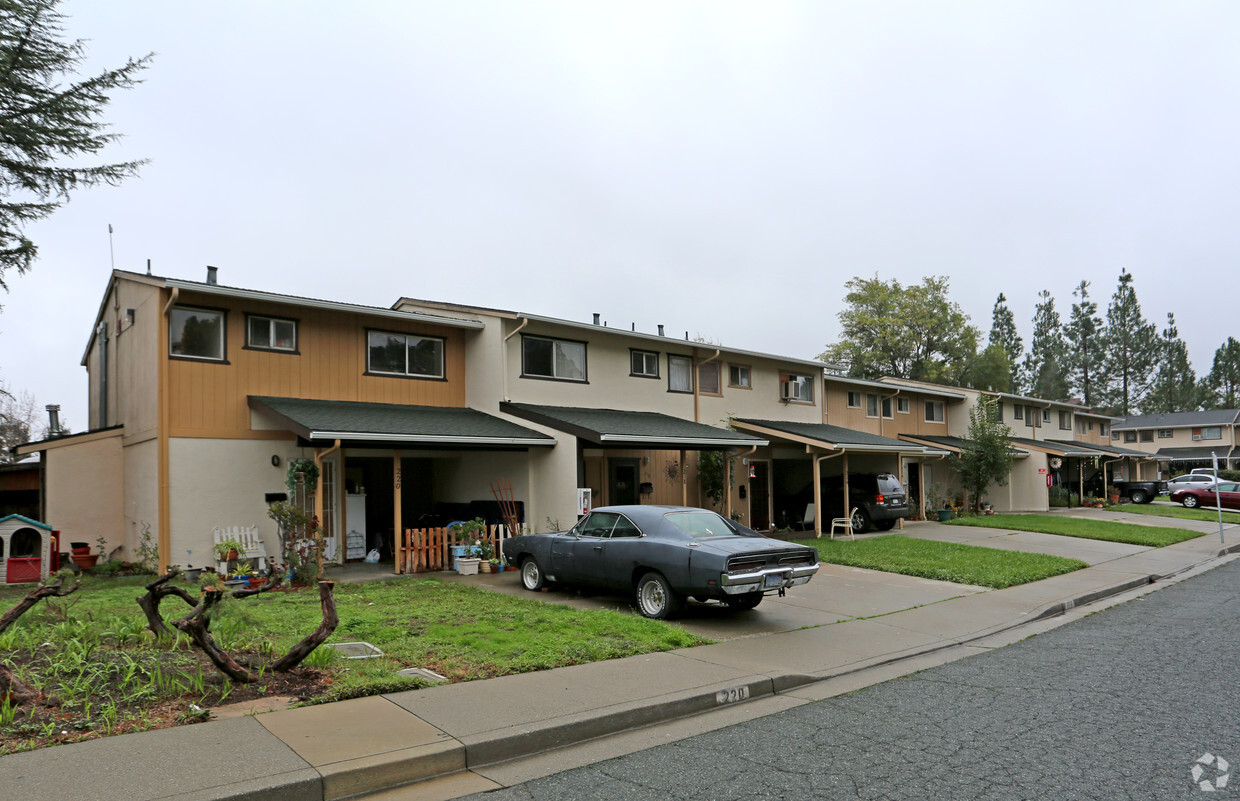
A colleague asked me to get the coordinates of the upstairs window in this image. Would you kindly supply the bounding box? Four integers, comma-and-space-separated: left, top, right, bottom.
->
847, 391, 862, 408
1139, 430, 1154, 442
522, 335, 586, 382
1059, 411, 1072, 430
1124, 431, 1138, 443
369, 331, 445, 378
668, 355, 693, 393
246, 314, 297, 352
897, 397, 910, 414
169, 306, 225, 361
866, 394, 880, 417
630, 349, 659, 378
1193, 427, 1222, 441
1042, 409, 1051, 423
1076, 419, 1087, 435
1014, 405, 1024, 420
1100, 423, 1109, 437
1157, 429, 1173, 438
925, 401, 945, 423
780, 372, 815, 403
728, 364, 751, 388
699, 362, 722, 395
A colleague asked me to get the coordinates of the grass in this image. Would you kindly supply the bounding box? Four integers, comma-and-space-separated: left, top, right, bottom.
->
1116, 503, 1240, 526
947, 514, 1205, 547
783, 534, 1086, 589
0, 573, 709, 754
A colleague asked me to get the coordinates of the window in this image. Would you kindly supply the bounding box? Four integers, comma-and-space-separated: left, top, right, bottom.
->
897, 397, 910, 414
1059, 411, 1071, 430
1100, 423, 1109, 437
866, 394, 879, 417
630, 349, 659, 378
699, 362, 721, 395
368, 331, 445, 378
995, 401, 1004, 421
780, 372, 814, 403
668, 355, 693, 392
924, 401, 945, 423
1026, 407, 1038, 428
1139, 430, 1153, 442
1193, 427, 1223, 441
882, 397, 893, 418
169, 306, 225, 361
728, 364, 751, 388
1043, 409, 1051, 423
1112, 431, 1120, 440
246, 314, 297, 352
1087, 421, 1094, 432
1124, 431, 1138, 443
1076, 419, 1087, 435
521, 335, 586, 381
847, 391, 862, 408
1014, 405, 1024, 420
1157, 429, 1173, 438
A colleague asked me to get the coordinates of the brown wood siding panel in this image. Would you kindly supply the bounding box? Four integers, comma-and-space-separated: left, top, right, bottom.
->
168, 300, 467, 437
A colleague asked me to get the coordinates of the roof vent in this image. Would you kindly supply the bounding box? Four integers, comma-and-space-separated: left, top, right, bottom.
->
206, 265, 218, 285
45, 405, 61, 437
592, 313, 600, 325
658, 324, 665, 336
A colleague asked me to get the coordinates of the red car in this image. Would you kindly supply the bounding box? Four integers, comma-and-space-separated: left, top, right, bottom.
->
1171, 482, 1240, 510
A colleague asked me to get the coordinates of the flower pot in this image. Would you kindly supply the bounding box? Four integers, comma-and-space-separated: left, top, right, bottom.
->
936, 509, 954, 523
479, 561, 493, 573
247, 576, 267, 590
71, 552, 99, 569
1108, 495, 1120, 505
456, 557, 481, 576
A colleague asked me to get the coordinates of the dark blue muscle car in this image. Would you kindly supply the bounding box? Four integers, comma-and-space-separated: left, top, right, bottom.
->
501, 505, 820, 619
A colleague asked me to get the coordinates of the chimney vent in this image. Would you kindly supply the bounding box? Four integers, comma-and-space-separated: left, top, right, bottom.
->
206, 265, 218, 285
592, 313, 600, 325
658, 324, 665, 336
45, 405, 61, 436
631, 322, 635, 331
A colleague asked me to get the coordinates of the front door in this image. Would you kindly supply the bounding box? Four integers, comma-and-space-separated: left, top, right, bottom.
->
608, 458, 641, 505
749, 461, 771, 530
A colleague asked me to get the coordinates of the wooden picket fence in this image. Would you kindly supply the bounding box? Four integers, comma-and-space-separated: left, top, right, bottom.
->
397, 524, 511, 574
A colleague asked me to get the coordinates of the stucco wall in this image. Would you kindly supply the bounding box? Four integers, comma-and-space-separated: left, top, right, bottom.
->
45, 432, 125, 554
122, 437, 159, 559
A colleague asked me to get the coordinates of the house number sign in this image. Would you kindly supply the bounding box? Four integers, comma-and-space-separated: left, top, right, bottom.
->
715, 685, 750, 705
394, 467, 402, 489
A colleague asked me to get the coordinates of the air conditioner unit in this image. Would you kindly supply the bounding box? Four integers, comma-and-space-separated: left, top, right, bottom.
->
781, 380, 801, 401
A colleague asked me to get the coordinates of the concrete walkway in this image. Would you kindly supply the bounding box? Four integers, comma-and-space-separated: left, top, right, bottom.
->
6, 517, 1239, 801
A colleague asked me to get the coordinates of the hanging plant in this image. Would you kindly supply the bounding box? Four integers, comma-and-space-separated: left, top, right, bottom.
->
285, 458, 320, 493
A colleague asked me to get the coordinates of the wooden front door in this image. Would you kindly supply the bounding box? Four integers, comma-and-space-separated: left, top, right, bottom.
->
608, 458, 641, 506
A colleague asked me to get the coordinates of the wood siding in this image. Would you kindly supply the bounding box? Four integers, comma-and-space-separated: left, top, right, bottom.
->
167, 293, 467, 437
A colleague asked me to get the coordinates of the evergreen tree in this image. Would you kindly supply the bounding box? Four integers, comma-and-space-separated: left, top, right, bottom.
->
1147, 313, 1200, 413
1204, 337, 1240, 409
1021, 290, 1069, 400
1099, 269, 1159, 415
987, 293, 1022, 390
0, 0, 152, 287
960, 343, 1014, 392
1063, 280, 1105, 408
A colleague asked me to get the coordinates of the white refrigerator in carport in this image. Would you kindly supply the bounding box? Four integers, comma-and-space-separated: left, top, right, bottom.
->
345, 493, 367, 560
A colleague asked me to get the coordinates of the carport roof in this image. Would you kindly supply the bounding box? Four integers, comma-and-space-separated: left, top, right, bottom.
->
1009, 437, 1103, 457
1045, 439, 1152, 458
499, 403, 767, 448
1155, 445, 1237, 461
733, 419, 948, 454
898, 434, 1027, 457
248, 396, 556, 447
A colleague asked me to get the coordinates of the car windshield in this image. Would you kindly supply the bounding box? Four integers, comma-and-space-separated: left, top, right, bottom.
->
664, 511, 733, 539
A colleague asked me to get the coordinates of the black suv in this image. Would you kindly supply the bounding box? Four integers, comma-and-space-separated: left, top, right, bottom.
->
823, 473, 910, 533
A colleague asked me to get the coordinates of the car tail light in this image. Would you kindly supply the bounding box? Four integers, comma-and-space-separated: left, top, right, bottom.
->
875, 493, 885, 504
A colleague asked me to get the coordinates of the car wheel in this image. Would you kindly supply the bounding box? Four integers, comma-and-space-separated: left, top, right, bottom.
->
873, 520, 897, 531
1129, 489, 1148, 504
520, 556, 547, 591
1182, 495, 1200, 509
724, 592, 763, 611
851, 509, 871, 534
635, 572, 683, 620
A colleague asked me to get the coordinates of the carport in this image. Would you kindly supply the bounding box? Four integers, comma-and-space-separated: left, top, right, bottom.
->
1045, 439, 1154, 493
897, 433, 1031, 513
732, 419, 946, 536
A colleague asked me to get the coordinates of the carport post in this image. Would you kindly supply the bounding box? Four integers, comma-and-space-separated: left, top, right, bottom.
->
813, 453, 821, 537
842, 453, 850, 533
393, 450, 402, 574
680, 450, 687, 506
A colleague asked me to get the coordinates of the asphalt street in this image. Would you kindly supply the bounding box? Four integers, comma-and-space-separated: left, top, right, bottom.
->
465, 558, 1240, 801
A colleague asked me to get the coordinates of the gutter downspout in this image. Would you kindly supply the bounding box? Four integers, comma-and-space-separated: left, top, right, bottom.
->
812, 449, 845, 537
727, 445, 759, 522
878, 387, 900, 439
156, 286, 179, 573
501, 317, 529, 403
314, 439, 342, 574
1102, 457, 1122, 498
693, 348, 721, 424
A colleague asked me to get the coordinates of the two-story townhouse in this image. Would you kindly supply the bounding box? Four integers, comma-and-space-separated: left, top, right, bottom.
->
1111, 410, 1240, 476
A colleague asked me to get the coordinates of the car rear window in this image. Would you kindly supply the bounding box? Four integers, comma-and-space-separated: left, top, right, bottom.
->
876, 475, 905, 494
664, 511, 732, 539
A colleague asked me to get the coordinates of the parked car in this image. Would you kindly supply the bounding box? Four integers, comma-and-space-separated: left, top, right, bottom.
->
1111, 480, 1167, 504
1165, 473, 1225, 494
1170, 482, 1240, 510
821, 473, 910, 533
502, 505, 820, 619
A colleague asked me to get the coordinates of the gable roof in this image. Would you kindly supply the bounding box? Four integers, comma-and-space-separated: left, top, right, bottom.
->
1112, 409, 1240, 430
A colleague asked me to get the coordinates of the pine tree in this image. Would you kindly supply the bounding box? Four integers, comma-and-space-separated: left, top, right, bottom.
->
987, 293, 1022, 391
1063, 280, 1105, 408
0, 0, 152, 287
1204, 337, 1240, 409
1021, 290, 1069, 400
1146, 313, 1200, 413
1099, 269, 1159, 415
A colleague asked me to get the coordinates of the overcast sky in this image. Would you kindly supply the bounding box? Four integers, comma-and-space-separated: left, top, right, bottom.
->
3, 1, 1238, 432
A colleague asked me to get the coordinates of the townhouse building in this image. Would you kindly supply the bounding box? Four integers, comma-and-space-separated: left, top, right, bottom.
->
1111, 410, 1240, 476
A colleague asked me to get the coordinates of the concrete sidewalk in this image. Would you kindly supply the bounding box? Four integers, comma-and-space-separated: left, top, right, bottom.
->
6, 518, 1239, 801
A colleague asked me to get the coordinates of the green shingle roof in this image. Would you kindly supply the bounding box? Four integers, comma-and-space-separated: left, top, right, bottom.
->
501, 403, 766, 448
735, 419, 942, 453
248, 397, 555, 446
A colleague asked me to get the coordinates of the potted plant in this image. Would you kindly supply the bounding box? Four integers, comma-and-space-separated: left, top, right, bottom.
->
1106, 486, 1121, 505
447, 518, 486, 570
490, 558, 503, 573
213, 538, 246, 563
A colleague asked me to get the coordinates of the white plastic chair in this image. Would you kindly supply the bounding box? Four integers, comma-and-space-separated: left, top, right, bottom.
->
829, 508, 858, 540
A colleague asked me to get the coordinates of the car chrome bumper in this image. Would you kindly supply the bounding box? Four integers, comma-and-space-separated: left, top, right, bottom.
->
719, 563, 819, 594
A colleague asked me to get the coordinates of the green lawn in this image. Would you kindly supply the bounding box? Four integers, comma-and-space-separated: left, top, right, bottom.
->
1117, 503, 1240, 526
784, 534, 1086, 589
0, 573, 708, 753
947, 514, 1205, 547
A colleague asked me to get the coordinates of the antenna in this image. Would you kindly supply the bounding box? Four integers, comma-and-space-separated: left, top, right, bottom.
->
108, 223, 115, 269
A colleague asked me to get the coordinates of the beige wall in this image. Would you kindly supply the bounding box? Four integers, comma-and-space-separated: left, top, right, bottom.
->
824, 383, 955, 438
86, 277, 162, 434
992, 454, 1049, 513
122, 436, 160, 560
45, 432, 125, 554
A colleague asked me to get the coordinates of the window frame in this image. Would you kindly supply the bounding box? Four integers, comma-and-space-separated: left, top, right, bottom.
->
698, 362, 722, 396
1059, 411, 1071, 430
924, 400, 945, 423
1139, 429, 1154, 442
896, 397, 910, 414
1014, 405, 1023, 420
866, 394, 880, 418
1157, 429, 1174, 438
847, 391, 862, 409
168, 305, 228, 363
520, 334, 588, 383
728, 364, 751, 389
244, 313, 299, 354
366, 329, 447, 380
629, 349, 659, 379
668, 354, 694, 393
780, 371, 815, 404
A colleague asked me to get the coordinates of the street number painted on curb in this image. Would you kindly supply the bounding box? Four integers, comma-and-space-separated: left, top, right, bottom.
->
716, 686, 750, 705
